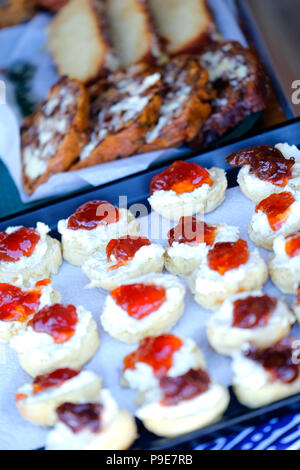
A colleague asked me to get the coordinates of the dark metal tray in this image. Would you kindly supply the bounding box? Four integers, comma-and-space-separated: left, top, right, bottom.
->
1, 118, 300, 450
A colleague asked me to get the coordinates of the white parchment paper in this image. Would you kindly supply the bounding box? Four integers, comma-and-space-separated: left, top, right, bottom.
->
0, 186, 299, 450
0, 2, 247, 203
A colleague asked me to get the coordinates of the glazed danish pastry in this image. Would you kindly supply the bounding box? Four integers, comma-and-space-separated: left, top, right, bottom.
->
46, 389, 137, 450
188, 237, 268, 310
148, 160, 227, 221
71, 64, 163, 170
232, 338, 300, 408
58, 200, 139, 266
82, 235, 164, 289
100, 274, 185, 344
164, 217, 239, 277
10, 304, 99, 377
206, 291, 294, 356
16, 368, 102, 427
270, 230, 300, 294
248, 191, 300, 250
21, 77, 90, 194
226, 143, 300, 203
0, 278, 60, 343
140, 55, 212, 153
0, 223, 62, 283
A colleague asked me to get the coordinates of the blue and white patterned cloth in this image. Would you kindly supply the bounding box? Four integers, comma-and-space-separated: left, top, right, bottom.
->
193, 411, 300, 450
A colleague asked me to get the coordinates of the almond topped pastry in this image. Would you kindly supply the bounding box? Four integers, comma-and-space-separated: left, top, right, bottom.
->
140, 55, 213, 153
71, 64, 163, 170
21, 77, 90, 194
191, 41, 268, 147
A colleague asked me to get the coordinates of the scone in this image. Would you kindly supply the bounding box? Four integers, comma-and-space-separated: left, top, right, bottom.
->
232, 338, 300, 408
165, 217, 239, 277
100, 274, 185, 344
47, 0, 119, 82
16, 368, 102, 427
121, 334, 206, 405
248, 191, 300, 250
82, 235, 164, 289
46, 389, 137, 450
293, 285, 300, 324
269, 231, 300, 294
0, 278, 61, 343
188, 238, 268, 310
192, 41, 268, 147
21, 77, 90, 194
71, 64, 163, 170
207, 291, 294, 356
0, 223, 62, 282
226, 143, 300, 203
140, 55, 213, 153
149, 160, 227, 221
10, 304, 99, 377
58, 200, 139, 266
136, 369, 229, 438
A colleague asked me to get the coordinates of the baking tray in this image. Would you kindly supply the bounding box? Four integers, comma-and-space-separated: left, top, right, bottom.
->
1, 118, 300, 450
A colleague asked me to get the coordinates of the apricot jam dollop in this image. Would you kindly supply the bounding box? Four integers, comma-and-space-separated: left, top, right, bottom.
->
232, 295, 277, 329
0, 283, 42, 322
29, 304, 78, 344
123, 334, 183, 377
0, 227, 40, 262
33, 368, 80, 394
111, 283, 166, 320
106, 236, 151, 270
56, 402, 103, 434
256, 192, 295, 231
150, 160, 213, 195
244, 338, 299, 384
160, 369, 211, 406
207, 239, 249, 275
285, 231, 300, 258
168, 217, 216, 246
226, 145, 295, 187
67, 200, 119, 230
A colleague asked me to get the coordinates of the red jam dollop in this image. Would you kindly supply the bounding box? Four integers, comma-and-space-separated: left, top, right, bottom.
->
123, 334, 183, 378
256, 192, 295, 231
29, 304, 78, 344
207, 239, 249, 275
160, 369, 211, 406
33, 368, 80, 394
56, 402, 103, 434
0, 227, 40, 263
232, 295, 277, 329
0, 283, 42, 322
111, 283, 166, 320
150, 160, 213, 195
106, 236, 151, 270
285, 231, 300, 258
168, 217, 216, 246
244, 338, 299, 384
67, 200, 119, 230
226, 145, 295, 187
